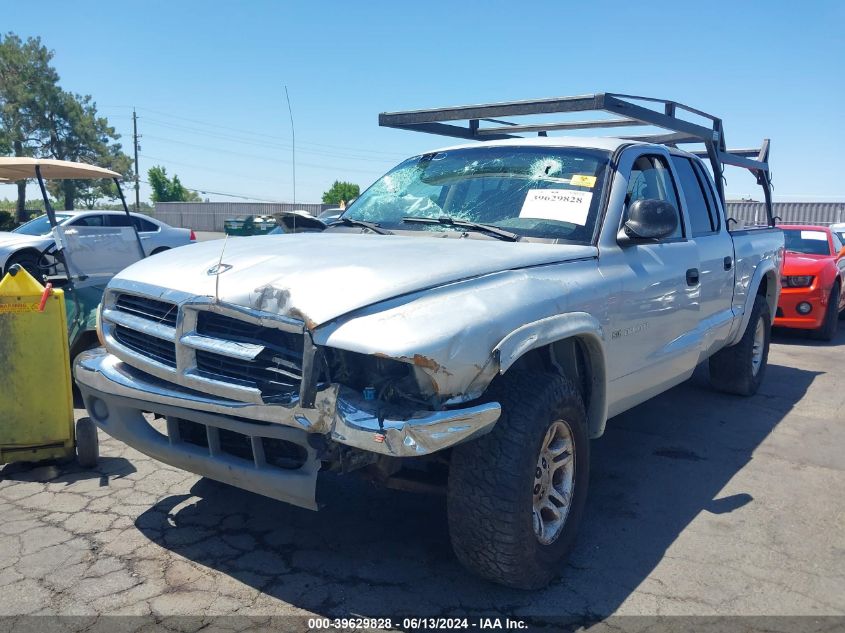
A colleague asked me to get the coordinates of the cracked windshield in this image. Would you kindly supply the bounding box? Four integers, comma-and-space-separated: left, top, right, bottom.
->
343, 146, 610, 243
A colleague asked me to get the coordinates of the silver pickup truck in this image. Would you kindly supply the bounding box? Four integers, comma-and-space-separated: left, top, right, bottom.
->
74, 94, 784, 589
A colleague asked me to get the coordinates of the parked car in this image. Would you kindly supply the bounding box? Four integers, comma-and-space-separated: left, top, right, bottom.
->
268, 210, 326, 234
830, 222, 845, 245
775, 225, 845, 339
224, 215, 276, 236
0, 211, 195, 277
74, 94, 783, 589
318, 207, 344, 223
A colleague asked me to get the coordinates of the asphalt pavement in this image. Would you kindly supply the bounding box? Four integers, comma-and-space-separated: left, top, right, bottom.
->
0, 327, 843, 625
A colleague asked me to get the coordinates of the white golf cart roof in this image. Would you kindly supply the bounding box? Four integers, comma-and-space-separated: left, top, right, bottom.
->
0, 157, 121, 180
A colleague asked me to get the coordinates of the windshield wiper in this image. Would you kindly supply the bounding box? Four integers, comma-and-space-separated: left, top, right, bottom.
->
328, 217, 393, 235
402, 216, 521, 242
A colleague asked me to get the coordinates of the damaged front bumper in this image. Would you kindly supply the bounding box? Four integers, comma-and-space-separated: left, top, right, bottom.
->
75, 347, 500, 462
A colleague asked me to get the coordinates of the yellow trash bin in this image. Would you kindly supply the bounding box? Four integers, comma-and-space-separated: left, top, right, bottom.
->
0, 265, 97, 466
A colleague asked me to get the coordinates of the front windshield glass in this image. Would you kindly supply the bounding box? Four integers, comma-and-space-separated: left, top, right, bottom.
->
12, 213, 72, 236
783, 229, 832, 256
343, 146, 611, 243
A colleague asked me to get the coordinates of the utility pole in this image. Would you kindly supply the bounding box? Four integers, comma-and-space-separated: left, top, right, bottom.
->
284, 86, 296, 205
132, 109, 141, 212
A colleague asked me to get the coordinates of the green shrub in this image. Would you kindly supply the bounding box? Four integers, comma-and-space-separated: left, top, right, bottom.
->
0, 210, 16, 232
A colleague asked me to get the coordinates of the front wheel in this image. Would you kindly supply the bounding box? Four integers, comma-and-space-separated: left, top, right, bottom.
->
75, 417, 99, 468
447, 371, 589, 589
811, 286, 840, 340
5, 251, 41, 280
709, 294, 771, 396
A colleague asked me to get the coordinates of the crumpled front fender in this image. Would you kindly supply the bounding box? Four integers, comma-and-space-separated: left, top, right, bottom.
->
313, 259, 608, 401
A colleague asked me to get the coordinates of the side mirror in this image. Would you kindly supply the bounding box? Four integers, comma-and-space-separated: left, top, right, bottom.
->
619, 199, 679, 243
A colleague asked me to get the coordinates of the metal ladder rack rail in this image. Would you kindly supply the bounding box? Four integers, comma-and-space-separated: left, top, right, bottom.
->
379, 93, 774, 226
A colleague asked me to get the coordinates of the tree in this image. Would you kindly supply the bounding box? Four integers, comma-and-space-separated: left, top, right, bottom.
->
1, 33, 130, 211
147, 165, 201, 202
43, 91, 132, 210
322, 180, 360, 206
0, 33, 61, 219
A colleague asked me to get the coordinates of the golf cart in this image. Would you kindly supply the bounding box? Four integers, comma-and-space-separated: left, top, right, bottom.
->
0, 158, 145, 468
0, 158, 145, 358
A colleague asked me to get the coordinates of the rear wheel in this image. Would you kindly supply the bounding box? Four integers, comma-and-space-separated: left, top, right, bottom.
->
812, 286, 840, 341
150, 247, 170, 256
447, 371, 589, 589
709, 294, 771, 396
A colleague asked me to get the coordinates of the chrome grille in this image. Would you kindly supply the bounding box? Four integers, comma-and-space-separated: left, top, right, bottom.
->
195, 348, 302, 402
196, 312, 303, 365
115, 293, 178, 327
113, 325, 176, 367
103, 289, 309, 405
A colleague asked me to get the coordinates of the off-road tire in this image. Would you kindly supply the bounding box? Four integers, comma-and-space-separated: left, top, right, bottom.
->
447, 371, 589, 589
812, 286, 840, 340
75, 417, 99, 468
709, 294, 771, 396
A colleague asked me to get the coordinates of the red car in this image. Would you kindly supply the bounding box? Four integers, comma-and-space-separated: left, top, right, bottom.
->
775, 225, 845, 340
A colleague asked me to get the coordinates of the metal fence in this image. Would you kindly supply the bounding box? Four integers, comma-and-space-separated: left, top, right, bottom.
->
153, 202, 334, 232
153, 201, 845, 232
726, 202, 845, 227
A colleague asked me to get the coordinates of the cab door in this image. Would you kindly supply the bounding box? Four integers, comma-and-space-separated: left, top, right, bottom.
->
670, 154, 736, 355
599, 150, 701, 416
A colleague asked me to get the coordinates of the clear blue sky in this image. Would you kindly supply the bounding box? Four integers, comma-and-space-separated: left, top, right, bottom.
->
7, 0, 845, 204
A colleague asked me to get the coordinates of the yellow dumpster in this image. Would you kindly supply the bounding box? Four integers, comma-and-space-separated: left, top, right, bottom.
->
0, 265, 98, 466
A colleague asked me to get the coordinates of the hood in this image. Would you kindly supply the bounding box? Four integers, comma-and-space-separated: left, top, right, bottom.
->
114, 233, 597, 326
782, 251, 834, 275
0, 232, 50, 250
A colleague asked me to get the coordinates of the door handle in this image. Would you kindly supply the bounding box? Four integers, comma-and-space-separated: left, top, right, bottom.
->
724, 256, 733, 271
686, 268, 700, 286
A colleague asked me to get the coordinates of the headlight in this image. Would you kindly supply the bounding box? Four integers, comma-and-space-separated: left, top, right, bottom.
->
783, 275, 814, 288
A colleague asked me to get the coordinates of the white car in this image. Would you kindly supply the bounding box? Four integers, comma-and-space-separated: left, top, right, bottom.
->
831, 222, 845, 245
0, 210, 195, 276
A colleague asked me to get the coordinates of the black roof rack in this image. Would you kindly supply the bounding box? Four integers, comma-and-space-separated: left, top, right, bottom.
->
379, 93, 773, 226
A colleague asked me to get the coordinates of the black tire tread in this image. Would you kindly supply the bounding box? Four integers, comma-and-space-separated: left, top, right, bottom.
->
447, 371, 587, 589
6, 251, 41, 279
709, 294, 770, 396
75, 417, 99, 469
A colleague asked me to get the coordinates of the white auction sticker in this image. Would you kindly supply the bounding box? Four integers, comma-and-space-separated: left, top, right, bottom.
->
801, 230, 827, 241
519, 189, 593, 225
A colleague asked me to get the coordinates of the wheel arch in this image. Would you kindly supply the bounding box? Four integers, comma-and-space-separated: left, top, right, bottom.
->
2, 247, 44, 276
732, 262, 778, 345
493, 312, 608, 438
756, 268, 779, 320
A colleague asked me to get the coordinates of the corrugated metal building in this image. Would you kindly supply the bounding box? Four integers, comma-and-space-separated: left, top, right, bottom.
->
154, 201, 845, 232
726, 202, 845, 227
154, 202, 333, 232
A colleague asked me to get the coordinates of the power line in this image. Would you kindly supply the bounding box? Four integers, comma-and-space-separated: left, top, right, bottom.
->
137, 178, 285, 203
139, 153, 344, 192
140, 134, 383, 175
131, 105, 406, 158
138, 116, 401, 162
